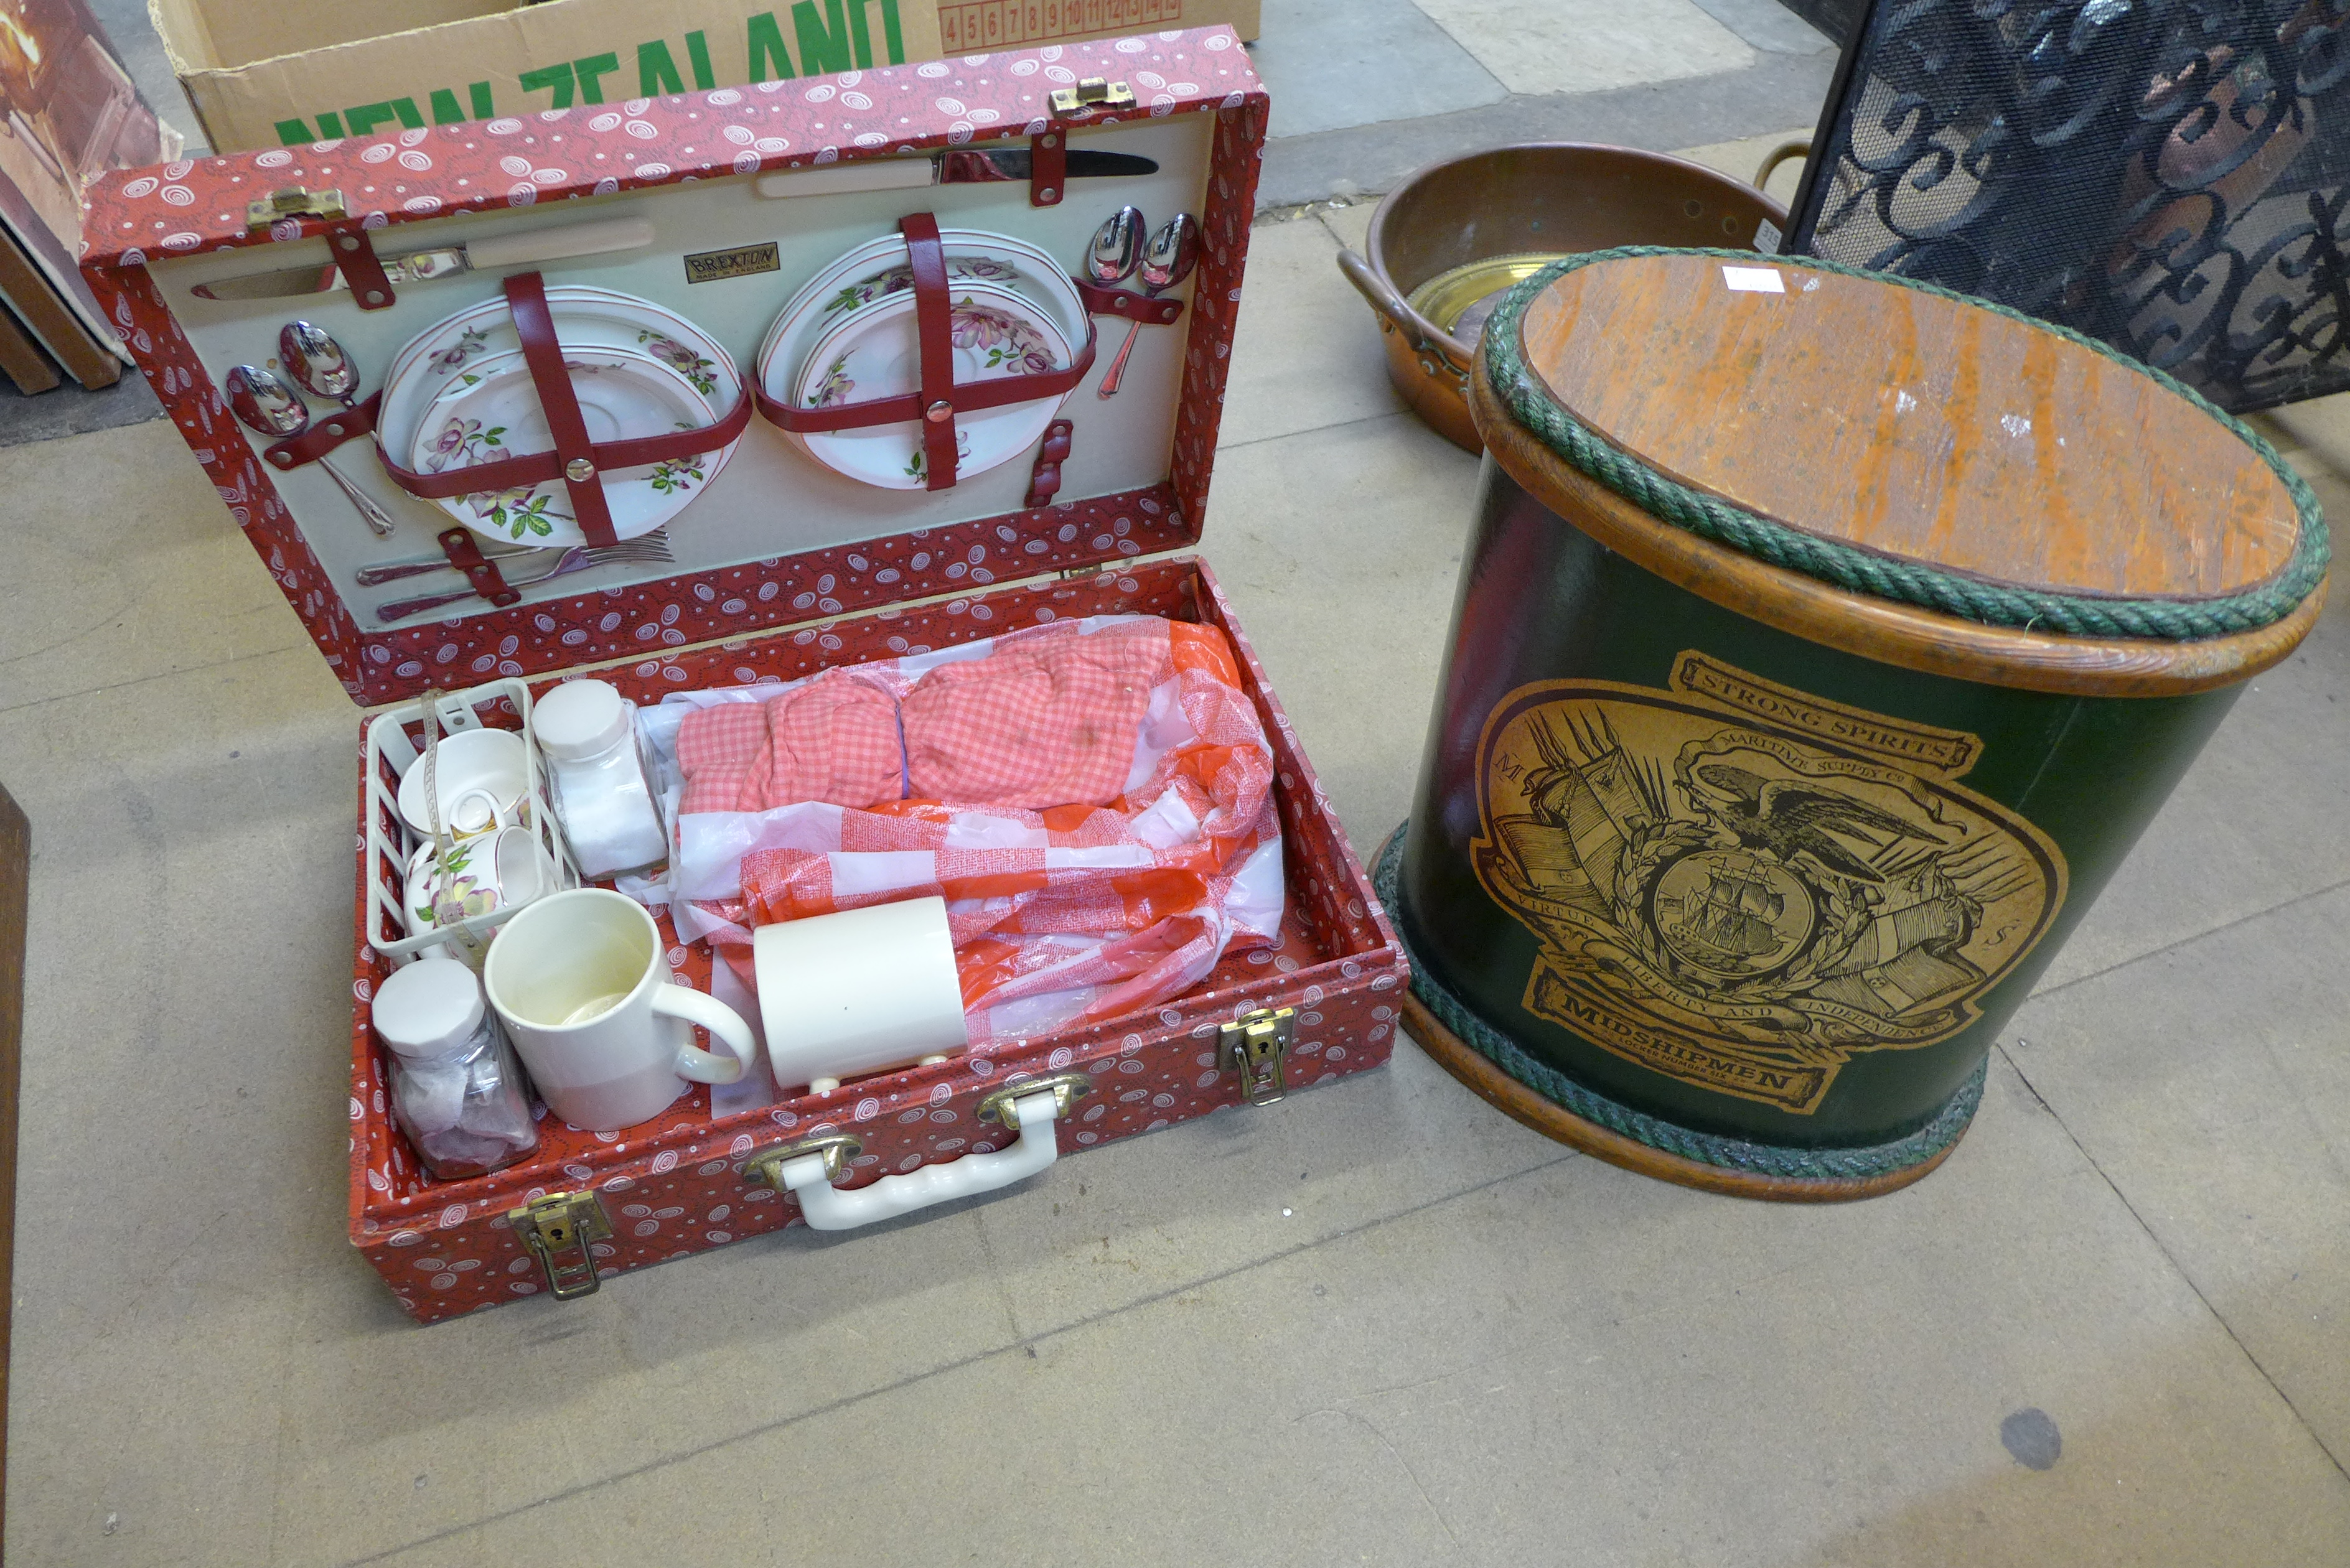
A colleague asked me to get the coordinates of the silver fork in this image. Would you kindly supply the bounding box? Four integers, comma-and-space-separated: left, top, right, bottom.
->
355, 528, 672, 586
375, 538, 673, 622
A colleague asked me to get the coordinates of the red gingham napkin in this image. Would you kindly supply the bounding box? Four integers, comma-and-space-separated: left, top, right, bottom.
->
900, 618, 1169, 806
676, 668, 903, 813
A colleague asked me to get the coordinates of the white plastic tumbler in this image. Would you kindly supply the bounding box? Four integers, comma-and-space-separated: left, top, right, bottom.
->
752, 895, 970, 1093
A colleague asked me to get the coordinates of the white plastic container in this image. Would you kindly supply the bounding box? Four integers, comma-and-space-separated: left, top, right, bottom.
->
533, 679, 668, 879
371, 957, 540, 1180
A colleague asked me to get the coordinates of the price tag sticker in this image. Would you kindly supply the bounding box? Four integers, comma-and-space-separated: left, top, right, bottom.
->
1721, 265, 1786, 294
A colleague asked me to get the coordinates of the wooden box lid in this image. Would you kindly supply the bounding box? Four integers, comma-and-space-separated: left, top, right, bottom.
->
1473, 249, 2331, 694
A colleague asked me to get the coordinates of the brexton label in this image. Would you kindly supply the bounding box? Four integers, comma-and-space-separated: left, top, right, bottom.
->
683, 241, 782, 284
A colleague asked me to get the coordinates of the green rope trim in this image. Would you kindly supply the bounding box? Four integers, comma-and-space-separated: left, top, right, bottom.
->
1485, 246, 2329, 642
1375, 826, 1982, 1184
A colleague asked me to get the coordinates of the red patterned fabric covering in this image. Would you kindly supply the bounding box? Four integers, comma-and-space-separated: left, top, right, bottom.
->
654, 615, 1285, 1038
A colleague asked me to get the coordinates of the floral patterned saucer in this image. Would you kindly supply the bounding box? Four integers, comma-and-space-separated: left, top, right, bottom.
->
758, 228, 1087, 435
407, 350, 722, 544
787, 278, 1073, 490
382, 285, 737, 495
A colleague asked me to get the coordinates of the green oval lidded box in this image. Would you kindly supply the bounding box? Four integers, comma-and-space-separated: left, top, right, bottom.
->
1382, 246, 2329, 1200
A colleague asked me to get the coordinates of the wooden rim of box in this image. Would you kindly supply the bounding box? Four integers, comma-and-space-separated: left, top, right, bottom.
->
1470, 366, 2327, 698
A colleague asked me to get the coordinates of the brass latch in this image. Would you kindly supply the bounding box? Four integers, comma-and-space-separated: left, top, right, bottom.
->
1050, 78, 1133, 115
1219, 1007, 1295, 1107
246, 185, 348, 229
507, 1190, 612, 1300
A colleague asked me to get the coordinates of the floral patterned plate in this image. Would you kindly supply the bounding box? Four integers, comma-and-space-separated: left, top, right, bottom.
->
758, 228, 1087, 424
406, 350, 725, 545
382, 285, 737, 483
787, 278, 1072, 491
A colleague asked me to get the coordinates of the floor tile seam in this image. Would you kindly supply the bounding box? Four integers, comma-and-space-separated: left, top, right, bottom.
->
2028, 872, 2350, 1003
1217, 408, 1416, 455
1308, 207, 1365, 251
1257, 54, 1814, 160
0, 637, 316, 719
1993, 1042, 2350, 1487
332, 1149, 1581, 1567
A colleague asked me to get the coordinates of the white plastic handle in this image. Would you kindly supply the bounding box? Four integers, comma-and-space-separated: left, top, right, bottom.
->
466, 218, 658, 270
753, 161, 935, 200
651, 985, 756, 1085
782, 1091, 1062, 1231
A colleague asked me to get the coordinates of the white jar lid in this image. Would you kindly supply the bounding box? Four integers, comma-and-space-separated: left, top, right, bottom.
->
534, 678, 635, 760
372, 957, 485, 1058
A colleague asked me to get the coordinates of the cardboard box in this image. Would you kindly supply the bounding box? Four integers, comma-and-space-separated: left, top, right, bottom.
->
149, 0, 1260, 154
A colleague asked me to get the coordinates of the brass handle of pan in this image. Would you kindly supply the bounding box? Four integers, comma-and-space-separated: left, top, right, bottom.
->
1753, 139, 1810, 196
1338, 248, 1433, 356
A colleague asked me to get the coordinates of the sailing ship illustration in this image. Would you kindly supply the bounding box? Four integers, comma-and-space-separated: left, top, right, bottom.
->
1671, 854, 1786, 959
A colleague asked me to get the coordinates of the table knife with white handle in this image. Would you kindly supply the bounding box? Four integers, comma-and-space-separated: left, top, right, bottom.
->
190, 218, 658, 301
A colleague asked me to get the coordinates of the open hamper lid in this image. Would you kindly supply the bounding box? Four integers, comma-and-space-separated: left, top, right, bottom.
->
1472, 248, 2331, 695
79, 29, 1267, 705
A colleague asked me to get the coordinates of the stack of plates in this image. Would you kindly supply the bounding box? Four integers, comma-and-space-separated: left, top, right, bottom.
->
760, 229, 1087, 490
382, 287, 744, 545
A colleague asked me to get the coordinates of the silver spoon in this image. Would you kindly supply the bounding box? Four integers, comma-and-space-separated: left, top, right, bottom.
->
1097, 212, 1201, 399
224, 363, 397, 538
279, 319, 361, 408
1086, 206, 1146, 297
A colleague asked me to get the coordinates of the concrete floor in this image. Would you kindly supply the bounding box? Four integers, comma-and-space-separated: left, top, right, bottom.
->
1, 174, 2346, 1567
2, 5, 2348, 1566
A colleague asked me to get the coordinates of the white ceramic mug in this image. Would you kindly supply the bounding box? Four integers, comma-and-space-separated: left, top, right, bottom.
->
484, 888, 756, 1132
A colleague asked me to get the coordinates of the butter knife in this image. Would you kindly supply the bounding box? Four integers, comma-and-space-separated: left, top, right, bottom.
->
754, 148, 1157, 200
192, 217, 657, 301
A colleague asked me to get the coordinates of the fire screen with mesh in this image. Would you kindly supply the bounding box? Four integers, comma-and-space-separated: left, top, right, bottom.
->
1786, 0, 2350, 412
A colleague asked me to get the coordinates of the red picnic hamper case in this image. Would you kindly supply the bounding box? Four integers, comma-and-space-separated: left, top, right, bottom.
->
78, 27, 1408, 1323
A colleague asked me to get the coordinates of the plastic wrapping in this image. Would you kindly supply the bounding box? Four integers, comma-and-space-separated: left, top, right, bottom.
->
638, 614, 1285, 1041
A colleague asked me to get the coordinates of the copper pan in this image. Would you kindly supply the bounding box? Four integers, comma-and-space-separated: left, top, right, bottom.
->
1337, 143, 1791, 452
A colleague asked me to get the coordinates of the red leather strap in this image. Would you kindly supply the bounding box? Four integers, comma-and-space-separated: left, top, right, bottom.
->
1025, 419, 1074, 508
901, 212, 959, 493
375, 274, 753, 521
382, 395, 751, 498
264, 390, 379, 470
1028, 127, 1066, 207
1074, 279, 1184, 325
756, 325, 1095, 434
756, 241, 1121, 450
505, 271, 619, 548
324, 222, 398, 310
438, 527, 520, 607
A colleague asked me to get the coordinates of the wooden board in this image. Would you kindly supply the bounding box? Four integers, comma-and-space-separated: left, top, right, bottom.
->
1517, 253, 2301, 604
0, 225, 118, 390
0, 300, 59, 394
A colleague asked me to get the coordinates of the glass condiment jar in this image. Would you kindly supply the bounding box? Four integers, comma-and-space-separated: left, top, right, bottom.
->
533, 678, 667, 879
370, 956, 539, 1180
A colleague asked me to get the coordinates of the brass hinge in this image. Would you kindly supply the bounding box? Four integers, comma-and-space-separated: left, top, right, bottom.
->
246, 185, 347, 229
506, 1190, 612, 1300
1051, 78, 1133, 115
1219, 1007, 1296, 1107
738, 1131, 863, 1195
976, 1070, 1093, 1126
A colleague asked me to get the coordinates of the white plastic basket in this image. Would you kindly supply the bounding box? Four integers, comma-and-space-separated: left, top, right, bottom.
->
362, 679, 582, 968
